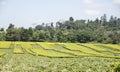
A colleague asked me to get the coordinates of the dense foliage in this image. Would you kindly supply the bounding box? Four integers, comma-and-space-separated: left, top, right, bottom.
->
0, 14, 120, 44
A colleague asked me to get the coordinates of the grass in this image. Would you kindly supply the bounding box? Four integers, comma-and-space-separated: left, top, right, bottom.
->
13, 44, 24, 54
0, 54, 120, 72
0, 51, 6, 57
63, 43, 107, 57
0, 41, 120, 71
0, 41, 11, 49
37, 43, 88, 57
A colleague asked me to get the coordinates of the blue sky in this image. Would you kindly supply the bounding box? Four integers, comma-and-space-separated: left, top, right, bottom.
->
0, 0, 120, 29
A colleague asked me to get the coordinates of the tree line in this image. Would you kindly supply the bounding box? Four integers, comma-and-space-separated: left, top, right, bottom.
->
0, 14, 120, 44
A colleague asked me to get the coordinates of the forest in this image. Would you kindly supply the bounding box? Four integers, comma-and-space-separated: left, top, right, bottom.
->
0, 14, 120, 44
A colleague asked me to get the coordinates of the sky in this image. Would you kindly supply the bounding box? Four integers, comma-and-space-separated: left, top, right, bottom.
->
0, 0, 120, 29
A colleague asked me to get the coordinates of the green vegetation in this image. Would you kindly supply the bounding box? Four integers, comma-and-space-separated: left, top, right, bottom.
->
0, 41, 11, 49
111, 62, 120, 72
0, 14, 120, 44
13, 43, 24, 54
0, 14, 120, 71
0, 41, 120, 71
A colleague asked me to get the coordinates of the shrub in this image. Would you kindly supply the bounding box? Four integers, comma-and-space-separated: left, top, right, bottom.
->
111, 62, 120, 72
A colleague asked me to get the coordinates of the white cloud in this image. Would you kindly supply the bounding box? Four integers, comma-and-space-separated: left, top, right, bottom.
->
85, 10, 100, 15
113, 0, 120, 4
83, 0, 93, 4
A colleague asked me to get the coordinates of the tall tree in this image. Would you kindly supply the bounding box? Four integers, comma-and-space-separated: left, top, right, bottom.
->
6, 24, 16, 41
69, 17, 74, 22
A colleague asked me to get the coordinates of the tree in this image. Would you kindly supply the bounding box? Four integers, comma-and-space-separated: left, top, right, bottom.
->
27, 27, 34, 41
6, 24, 16, 41
95, 18, 100, 24
1, 14, 119, 44
69, 17, 74, 22
0, 31, 5, 41
8, 24, 14, 29
32, 31, 46, 42
15, 27, 24, 41
108, 16, 118, 30
35, 25, 44, 30
76, 30, 94, 43
108, 31, 120, 44
100, 14, 107, 25
0, 28, 4, 31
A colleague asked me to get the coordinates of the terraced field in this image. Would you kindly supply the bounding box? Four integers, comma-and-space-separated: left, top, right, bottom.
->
0, 41, 120, 71
0, 41, 119, 58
